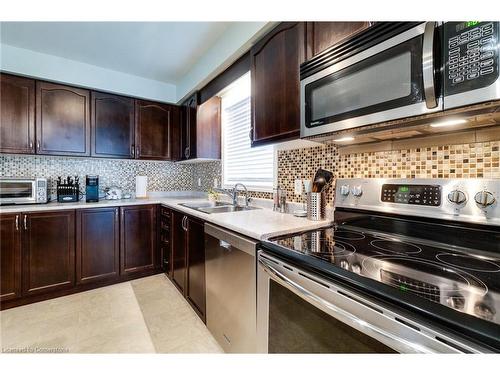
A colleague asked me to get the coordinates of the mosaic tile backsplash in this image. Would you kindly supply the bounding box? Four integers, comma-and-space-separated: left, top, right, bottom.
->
0, 155, 202, 199
276, 140, 500, 205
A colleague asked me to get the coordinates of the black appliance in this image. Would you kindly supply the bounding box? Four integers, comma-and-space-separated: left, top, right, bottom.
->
300, 21, 500, 138
259, 178, 500, 353
85, 175, 99, 203
56, 176, 80, 203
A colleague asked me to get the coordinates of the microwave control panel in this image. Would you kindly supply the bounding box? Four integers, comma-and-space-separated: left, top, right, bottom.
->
444, 21, 499, 96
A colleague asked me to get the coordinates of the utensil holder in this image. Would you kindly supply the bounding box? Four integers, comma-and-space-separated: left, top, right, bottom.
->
307, 192, 325, 221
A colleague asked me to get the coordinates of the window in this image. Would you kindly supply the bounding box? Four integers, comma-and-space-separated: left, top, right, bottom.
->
220, 72, 274, 191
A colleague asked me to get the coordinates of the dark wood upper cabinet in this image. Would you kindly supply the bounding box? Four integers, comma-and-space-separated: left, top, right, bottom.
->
196, 96, 221, 159
135, 100, 175, 160
120, 205, 156, 276
305, 22, 372, 60
0, 214, 22, 302
36, 81, 90, 156
179, 92, 198, 160
76, 207, 120, 285
0, 74, 35, 154
23, 210, 75, 296
251, 22, 305, 146
171, 210, 187, 294
186, 217, 206, 322
91, 91, 135, 158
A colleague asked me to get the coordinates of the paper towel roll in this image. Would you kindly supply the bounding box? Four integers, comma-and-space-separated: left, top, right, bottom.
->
135, 176, 148, 198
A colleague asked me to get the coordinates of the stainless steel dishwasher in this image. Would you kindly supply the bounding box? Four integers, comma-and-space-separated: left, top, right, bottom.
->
205, 223, 258, 353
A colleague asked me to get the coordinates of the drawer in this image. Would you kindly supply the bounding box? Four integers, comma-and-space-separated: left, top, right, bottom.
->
160, 220, 170, 231
160, 207, 170, 217
160, 232, 170, 244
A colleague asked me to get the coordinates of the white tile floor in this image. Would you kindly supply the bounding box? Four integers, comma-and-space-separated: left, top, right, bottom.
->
0, 274, 223, 353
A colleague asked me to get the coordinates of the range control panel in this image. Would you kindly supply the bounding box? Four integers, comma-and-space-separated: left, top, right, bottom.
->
381, 184, 441, 206
444, 21, 499, 96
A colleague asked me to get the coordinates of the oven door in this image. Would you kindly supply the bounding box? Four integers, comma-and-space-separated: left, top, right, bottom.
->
0, 179, 36, 205
256, 250, 486, 353
301, 22, 443, 138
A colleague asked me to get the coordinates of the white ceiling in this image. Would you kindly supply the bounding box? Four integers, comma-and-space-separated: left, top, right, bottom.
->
0, 22, 232, 84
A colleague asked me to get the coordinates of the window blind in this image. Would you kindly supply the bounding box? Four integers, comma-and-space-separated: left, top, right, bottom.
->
221, 73, 274, 191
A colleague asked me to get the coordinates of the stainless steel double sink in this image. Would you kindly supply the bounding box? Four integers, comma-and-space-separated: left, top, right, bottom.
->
178, 201, 261, 214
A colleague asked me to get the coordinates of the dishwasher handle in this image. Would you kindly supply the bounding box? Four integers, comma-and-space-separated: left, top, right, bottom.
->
204, 223, 258, 256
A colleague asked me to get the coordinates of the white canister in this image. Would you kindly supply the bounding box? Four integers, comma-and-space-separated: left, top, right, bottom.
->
135, 176, 148, 198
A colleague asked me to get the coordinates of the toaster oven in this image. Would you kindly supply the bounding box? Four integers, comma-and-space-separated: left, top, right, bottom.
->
0, 177, 49, 205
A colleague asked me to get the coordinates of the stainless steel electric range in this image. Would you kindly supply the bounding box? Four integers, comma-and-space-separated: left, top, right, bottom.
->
258, 178, 500, 353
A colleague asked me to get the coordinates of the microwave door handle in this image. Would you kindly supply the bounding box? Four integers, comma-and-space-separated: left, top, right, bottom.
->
422, 21, 438, 109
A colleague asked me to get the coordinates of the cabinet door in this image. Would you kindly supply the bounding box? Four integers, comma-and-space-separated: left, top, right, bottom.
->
196, 96, 221, 159
180, 92, 198, 160
91, 92, 135, 158
186, 217, 206, 322
0, 74, 35, 154
36, 81, 90, 156
305, 22, 371, 60
251, 22, 305, 146
23, 210, 75, 296
171, 210, 186, 294
0, 214, 22, 301
135, 100, 173, 160
120, 205, 156, 275
76, 207, 119, 285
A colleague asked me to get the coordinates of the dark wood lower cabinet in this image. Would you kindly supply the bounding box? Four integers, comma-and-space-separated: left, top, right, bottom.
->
120, 205, 157, 276
23, 210, 76, 296
76, 207, 120, 284
186, 217, 206, 322
0, 214, 22, 302
171, 210, 187, 293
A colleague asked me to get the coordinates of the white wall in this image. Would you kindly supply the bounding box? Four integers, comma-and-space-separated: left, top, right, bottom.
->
176, 22, 274, 101
0, 43, 177, 103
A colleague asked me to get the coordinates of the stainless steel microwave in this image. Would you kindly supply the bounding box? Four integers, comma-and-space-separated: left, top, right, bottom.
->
300, 21, 500, 138
0, 177, 49, 205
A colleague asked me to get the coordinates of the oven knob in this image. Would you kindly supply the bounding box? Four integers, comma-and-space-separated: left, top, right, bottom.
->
474, 302, 495, 321
351, 263, 362, 274
340, 185, 350, 196
340, 260, 350, 270
447, 190, 467, 205
351, 186, 363, 197
474, 190, 496, 208
446, 294, 465, 310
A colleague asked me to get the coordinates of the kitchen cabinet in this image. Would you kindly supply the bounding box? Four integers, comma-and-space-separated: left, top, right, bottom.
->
76, 207, 120, 285
180, 92, 198, 160
305, 22, 372, 60
171, 210, 187, 293
196, 96, 221, 159
91, 91, 135, 158
120, 205, 157, 276
186, 216, 206, 322
170, 210, 206, 321
135, 100, 179, 160
159, 206, 172, 275
0, 74, 35, 154
250, 22, 305, 146
0, 214, 22, 302
23, 210, 76, 296
36, 81, 90, 156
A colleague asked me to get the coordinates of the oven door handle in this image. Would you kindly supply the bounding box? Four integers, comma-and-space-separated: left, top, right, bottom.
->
422, 21, 438, 109
258, 257, 432, 354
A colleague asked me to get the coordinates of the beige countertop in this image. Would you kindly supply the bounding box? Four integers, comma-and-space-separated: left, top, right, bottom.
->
0, 196, 331, 240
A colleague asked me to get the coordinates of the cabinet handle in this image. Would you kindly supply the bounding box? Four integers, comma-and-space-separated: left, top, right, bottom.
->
184, 146, 190, 159
15, 215, 19, 231
36, 141, 40, 151
136, 146, 139, 157
131, 145, 135, 157
29, 141, 33, 150
23, 215, 28, 230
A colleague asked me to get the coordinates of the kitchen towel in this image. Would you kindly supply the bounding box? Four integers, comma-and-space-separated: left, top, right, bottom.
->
135, 176, 148, 198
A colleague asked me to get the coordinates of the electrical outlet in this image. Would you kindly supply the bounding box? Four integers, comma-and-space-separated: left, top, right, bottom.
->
294, 179, 303, 195
198, 178, 201, 187
213, 178, 218, 188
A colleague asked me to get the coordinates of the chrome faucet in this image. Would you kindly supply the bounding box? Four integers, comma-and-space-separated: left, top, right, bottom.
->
214, 183, 250, 207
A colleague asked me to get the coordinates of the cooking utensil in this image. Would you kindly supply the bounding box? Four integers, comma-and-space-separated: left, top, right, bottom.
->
312, 169, 334, 192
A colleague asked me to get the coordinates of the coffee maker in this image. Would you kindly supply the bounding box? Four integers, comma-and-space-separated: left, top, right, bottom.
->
85, 175, 99, 202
